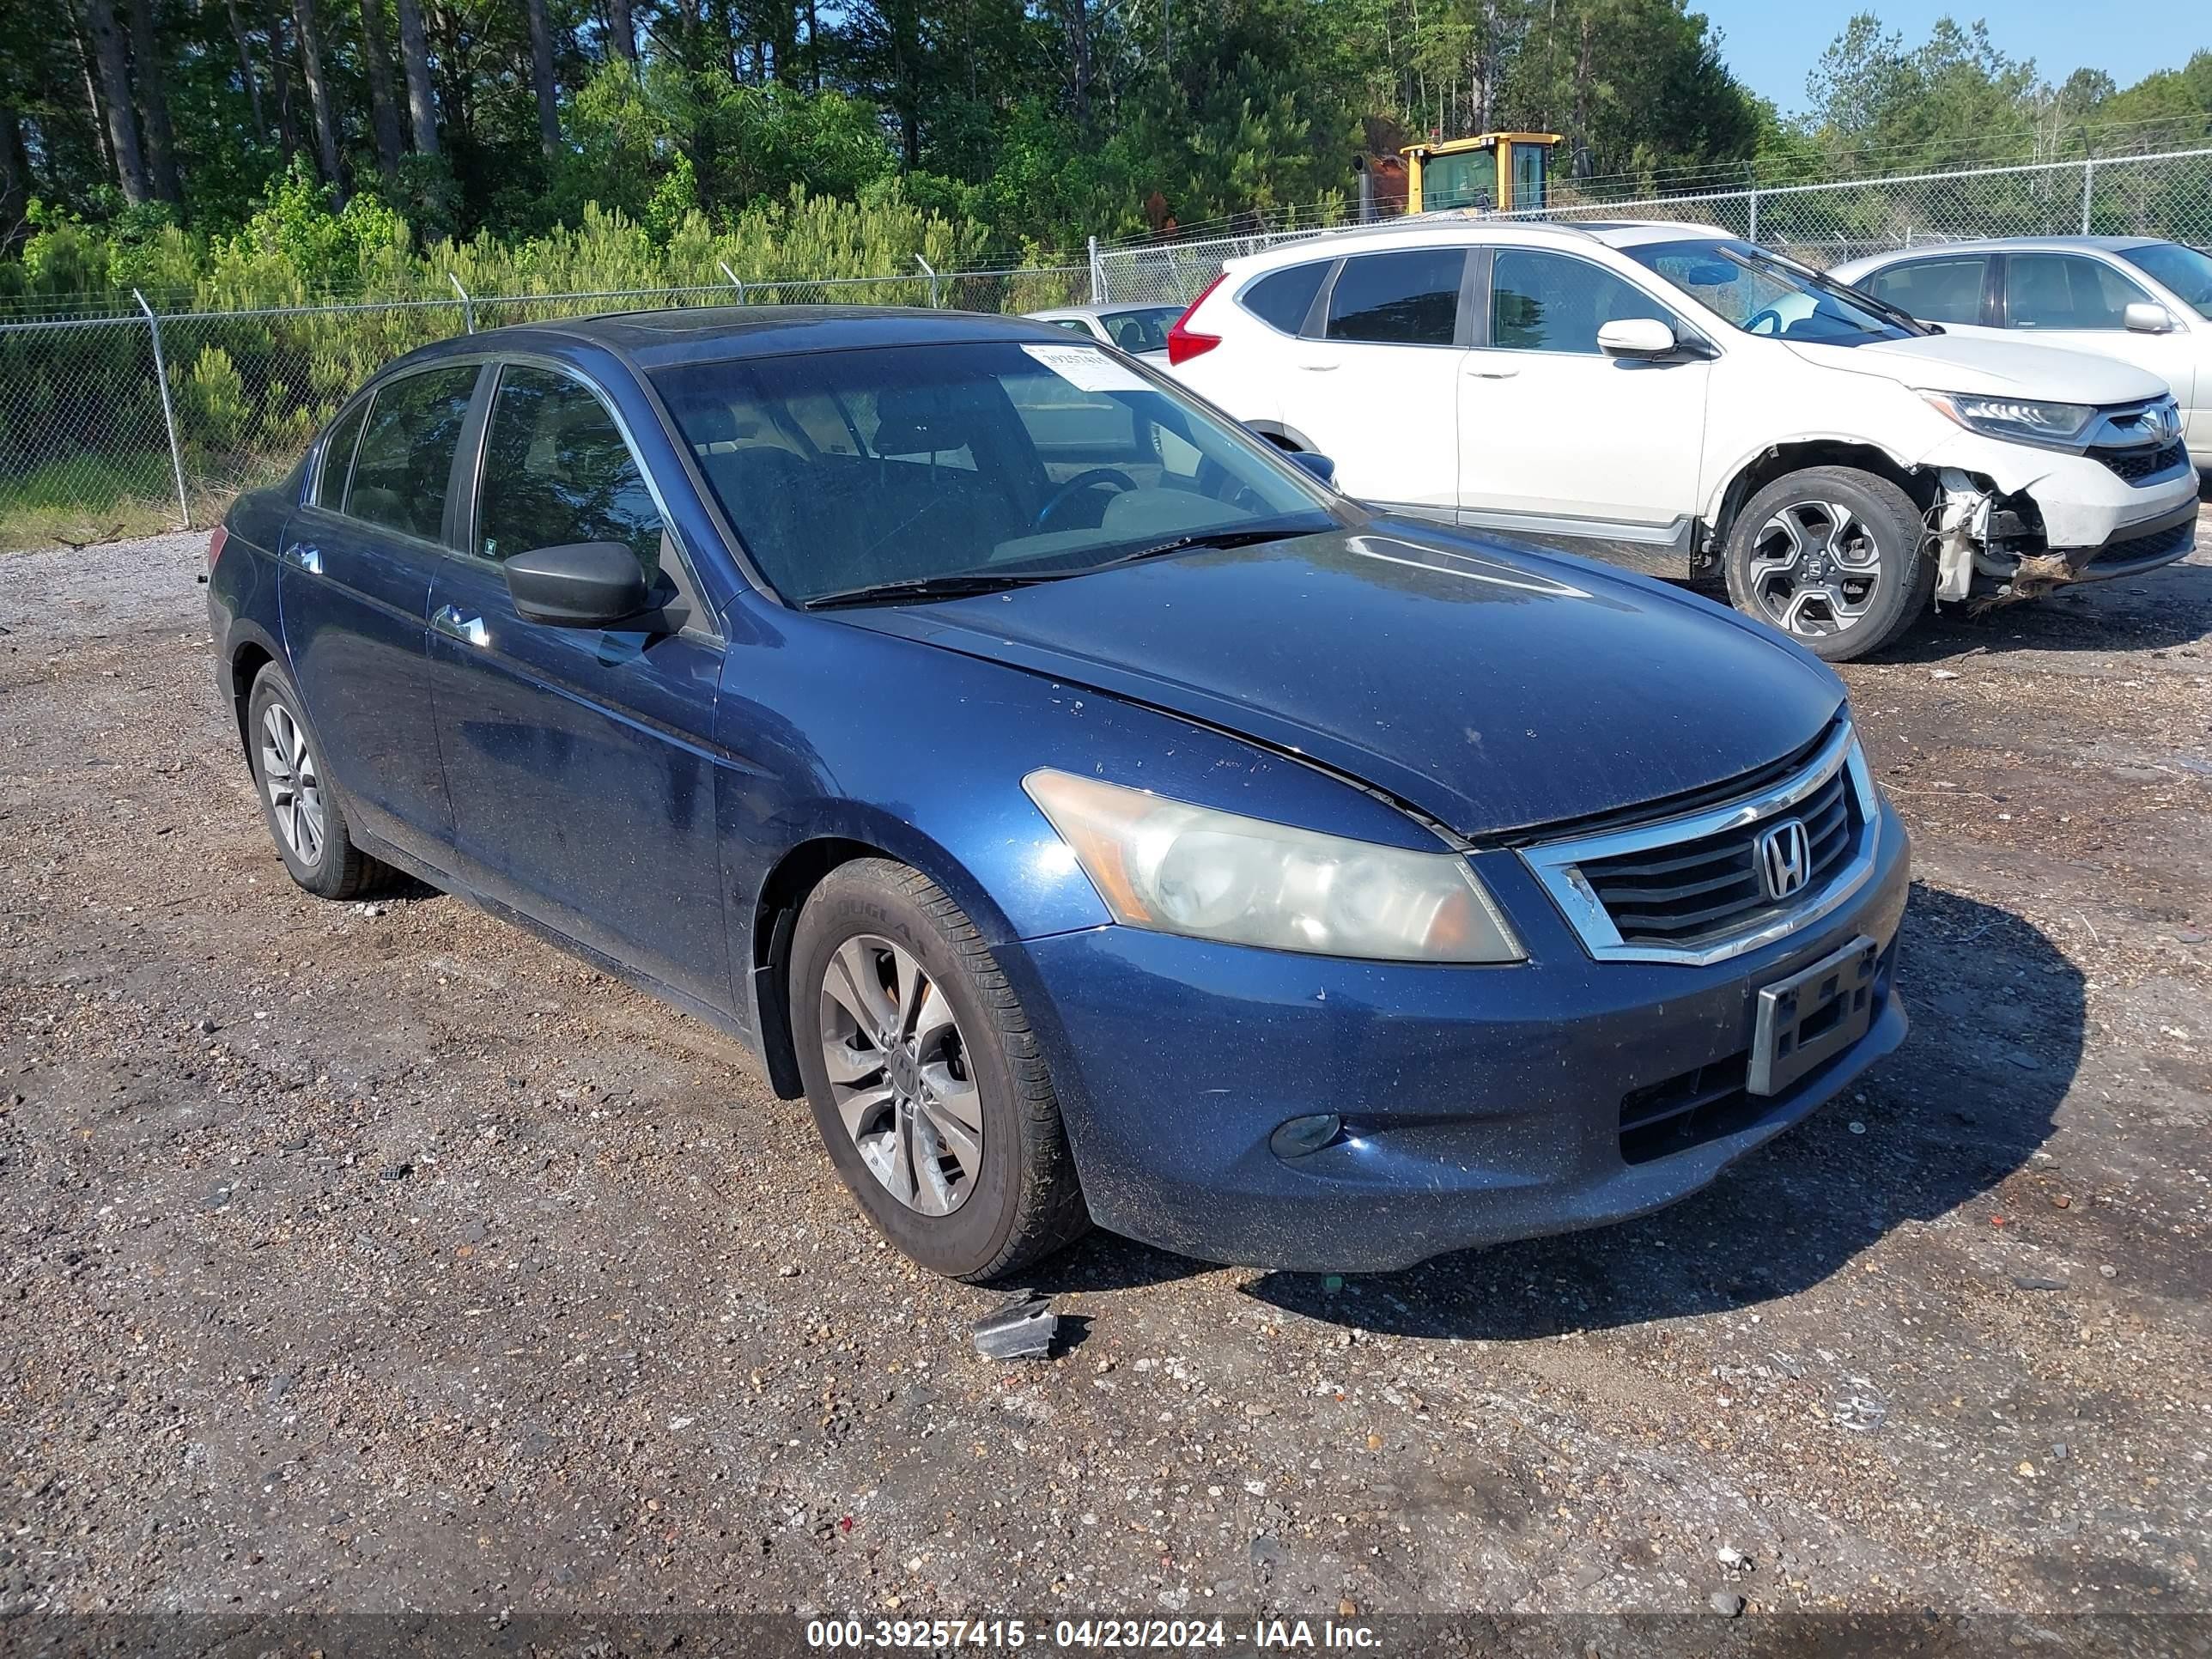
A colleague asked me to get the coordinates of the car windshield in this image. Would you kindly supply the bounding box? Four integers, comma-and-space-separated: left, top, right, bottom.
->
2118, 241, 2212, 319
1097, 307, 1184, 353
653, 340, 1337, 606
1625, 239, 1923, 346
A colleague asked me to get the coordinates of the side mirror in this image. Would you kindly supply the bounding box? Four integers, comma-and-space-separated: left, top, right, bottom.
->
1598, 318, 1680, 359
1286, 449, 1338, 487
503, 541, 651, 629
2124, 301, 2176, 335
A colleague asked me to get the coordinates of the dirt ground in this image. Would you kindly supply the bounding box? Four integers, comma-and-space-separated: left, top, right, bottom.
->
1, 523, 2207, 1639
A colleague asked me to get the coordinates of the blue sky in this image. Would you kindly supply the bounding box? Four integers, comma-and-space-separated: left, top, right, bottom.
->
1699, 2, 2196, 115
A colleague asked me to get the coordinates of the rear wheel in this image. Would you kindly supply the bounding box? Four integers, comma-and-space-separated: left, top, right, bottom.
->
1722, 466, 1935, 661
246, 663, 396, 900
790, 859, 1089, 1282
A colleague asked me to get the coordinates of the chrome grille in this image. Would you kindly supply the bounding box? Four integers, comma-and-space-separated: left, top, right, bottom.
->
1520, 721, 1881, 967
1579, 768, 1857, 945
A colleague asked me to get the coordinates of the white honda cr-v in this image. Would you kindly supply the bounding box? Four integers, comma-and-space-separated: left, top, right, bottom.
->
1164, 218, 2198, 659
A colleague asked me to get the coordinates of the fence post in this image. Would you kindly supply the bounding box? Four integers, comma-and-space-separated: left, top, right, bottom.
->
915, 254, 939, 308
2080, 158, 2095, 234
448, 272, 475, 332
134, 289, 191, 532
1088, 235, 1104, 304
1747, 186, 1760, 245
717, 260, 747, 304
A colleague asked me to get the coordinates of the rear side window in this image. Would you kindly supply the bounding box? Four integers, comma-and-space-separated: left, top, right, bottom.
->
1325, 250, 1465, 345
1492, 250, 1670, 354
313, 399, 369, 508
476, 367, 665, 574
345, 365, 479, 542
2005, 253, 2152, 331
1858, 257, 1986, 325
1240, 262, 1329, 335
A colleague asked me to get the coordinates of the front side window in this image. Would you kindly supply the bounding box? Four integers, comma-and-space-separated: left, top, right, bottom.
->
2118, 242, 2212, 319
1100, 307, 1183, 354
313, 399, 369, 509
1325, 249, 1465, 345
1858, 256, 1987, 325
2005, 253, 2152, 331
653, 341, 1335, 607
476, 366, 665, 574
1491, 250, 1674, 354
344, 365, 480, 541
1625, 239, 1919, 347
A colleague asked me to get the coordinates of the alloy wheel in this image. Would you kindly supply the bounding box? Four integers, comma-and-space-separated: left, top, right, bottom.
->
259, 703, 325, 866
1746, 500, 1887, 638
817, 934, 982, 1217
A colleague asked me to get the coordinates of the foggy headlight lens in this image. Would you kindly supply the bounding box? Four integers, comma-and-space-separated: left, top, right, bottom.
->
1024, 769, 1523, 963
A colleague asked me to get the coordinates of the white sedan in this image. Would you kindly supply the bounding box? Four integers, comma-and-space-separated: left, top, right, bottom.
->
1023, 303, 1186, 363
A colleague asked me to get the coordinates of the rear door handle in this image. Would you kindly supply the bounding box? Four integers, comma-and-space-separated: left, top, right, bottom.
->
1297, 362, 1340, 372
433, 605, 489, 648
283, 542, 323, 574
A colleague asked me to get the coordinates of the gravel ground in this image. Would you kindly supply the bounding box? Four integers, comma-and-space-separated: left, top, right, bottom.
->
1, 525, 2207, 1634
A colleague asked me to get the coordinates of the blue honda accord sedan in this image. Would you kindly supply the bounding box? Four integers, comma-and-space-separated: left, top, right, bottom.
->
205, 307, 1910, 1280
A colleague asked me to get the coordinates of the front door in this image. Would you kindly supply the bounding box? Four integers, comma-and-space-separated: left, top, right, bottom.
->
2000, 251, 2200, 445
1458, 247, 1710, 549
1281, 246, 1473, 519
278, 364, 483, 857
426, 362, 735, 1013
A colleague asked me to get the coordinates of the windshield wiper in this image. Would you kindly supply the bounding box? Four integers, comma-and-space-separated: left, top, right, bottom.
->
803, 571, 1066, 611
1087, 520, 1319, 572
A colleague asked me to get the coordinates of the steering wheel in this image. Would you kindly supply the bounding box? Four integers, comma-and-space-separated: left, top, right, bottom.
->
1035, 467, 1139, 531
1747, 307, 1785, 337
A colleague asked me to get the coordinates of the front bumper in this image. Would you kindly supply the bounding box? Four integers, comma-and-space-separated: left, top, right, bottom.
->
1010, 799, 1911, 1273
1926, 427, 2198, 555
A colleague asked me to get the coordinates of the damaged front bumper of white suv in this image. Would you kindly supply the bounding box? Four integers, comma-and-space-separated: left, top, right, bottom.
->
1922, 398, 2200, 607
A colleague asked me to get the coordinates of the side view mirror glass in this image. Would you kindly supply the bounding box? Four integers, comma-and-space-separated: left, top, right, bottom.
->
502, 541, 652, 629
1597, 318, 1680, 359
2124, 301, 2176, 334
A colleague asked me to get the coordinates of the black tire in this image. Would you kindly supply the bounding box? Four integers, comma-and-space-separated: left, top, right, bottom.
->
1722, 466, 1936, 662
245, 662, 396, 901
790, 858, 1090, 1282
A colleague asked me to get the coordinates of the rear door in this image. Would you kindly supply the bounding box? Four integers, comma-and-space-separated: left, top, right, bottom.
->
425, 361, 734, 1013
277, 363, 483, 857
1457, 247, 1709, 547
1279, 246, 1473, 517
1852, 254, 1996, 335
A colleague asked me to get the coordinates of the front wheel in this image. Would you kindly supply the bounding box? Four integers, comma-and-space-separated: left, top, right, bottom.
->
1722, 466, 1935, 661
789, 859, 1090, 1281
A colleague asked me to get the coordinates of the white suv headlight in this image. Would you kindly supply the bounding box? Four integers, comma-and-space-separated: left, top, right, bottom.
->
1921, 391, 2096, 447
1024, 769, 1523, 963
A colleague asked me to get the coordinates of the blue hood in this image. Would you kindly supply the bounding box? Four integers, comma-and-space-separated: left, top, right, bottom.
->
840, 525, 1845, 837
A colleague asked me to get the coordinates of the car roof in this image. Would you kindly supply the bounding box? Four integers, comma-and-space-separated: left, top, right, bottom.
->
1218, 215, 1731, 271
1834, 235, 2168, 269
393, 305, 1079, 373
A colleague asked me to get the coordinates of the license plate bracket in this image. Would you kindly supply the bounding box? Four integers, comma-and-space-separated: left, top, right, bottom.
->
1748, 935, 1880, 1097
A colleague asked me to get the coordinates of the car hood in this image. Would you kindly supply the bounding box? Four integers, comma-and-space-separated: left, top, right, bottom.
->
1785, 331, 2169, 404
836, 525, 1845, 838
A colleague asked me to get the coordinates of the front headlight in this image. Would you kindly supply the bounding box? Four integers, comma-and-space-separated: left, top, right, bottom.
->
1024, 769, 1523, 963
1920, 390, 2096, 447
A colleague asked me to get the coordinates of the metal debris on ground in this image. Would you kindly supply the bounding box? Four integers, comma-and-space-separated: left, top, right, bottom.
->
971, 1290, 1058, 1360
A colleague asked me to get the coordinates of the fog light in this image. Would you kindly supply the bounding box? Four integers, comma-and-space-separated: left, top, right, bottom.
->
1269, 1113, 1342, 1159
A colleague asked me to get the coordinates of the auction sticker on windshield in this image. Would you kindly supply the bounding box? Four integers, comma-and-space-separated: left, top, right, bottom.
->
1020, 343, 1151, 392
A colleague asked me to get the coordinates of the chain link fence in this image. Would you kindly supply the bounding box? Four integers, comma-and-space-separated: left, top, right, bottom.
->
1093, 145, 2212, 301
0, 264, 1090, 550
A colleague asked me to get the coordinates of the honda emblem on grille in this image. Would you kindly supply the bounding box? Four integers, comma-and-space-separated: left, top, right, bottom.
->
1756, 818, 1814, 901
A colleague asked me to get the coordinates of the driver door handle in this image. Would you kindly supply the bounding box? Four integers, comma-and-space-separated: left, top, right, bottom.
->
433, 605, 489, 648
1467, 365, 1520, 379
